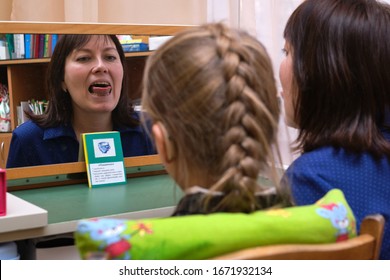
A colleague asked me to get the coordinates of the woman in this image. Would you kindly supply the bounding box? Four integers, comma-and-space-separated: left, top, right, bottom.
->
142, 23, 292, 215
280, 0, 390, 259
7, 34, 155, 168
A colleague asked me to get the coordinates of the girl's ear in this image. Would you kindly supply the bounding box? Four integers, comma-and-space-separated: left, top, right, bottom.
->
152, 122, 176, 164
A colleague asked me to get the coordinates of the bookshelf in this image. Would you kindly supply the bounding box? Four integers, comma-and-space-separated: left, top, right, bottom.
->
0, 21, 193, 168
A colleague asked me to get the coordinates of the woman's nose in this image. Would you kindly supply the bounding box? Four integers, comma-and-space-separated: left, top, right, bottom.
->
92, 58, 108, 73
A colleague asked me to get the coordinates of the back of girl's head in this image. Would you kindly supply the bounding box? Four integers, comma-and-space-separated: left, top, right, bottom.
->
142, 23, 288, 212
284, 0, 390, 158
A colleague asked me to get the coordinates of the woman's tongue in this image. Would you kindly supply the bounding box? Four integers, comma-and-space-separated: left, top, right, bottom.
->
89, 85, 112, 95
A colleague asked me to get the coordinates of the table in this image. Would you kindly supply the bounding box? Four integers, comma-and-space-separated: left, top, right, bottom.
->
0, 174, 181, 243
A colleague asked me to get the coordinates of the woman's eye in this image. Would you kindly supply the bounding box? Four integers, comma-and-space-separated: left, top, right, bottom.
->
281, 48, 288, 56
76, 56, 90, 62
106, 55, 118, 61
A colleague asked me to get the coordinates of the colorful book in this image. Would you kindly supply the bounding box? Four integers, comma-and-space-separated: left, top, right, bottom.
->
121, 42, 148, 52
5, 34, 14, 59
38, 34, 45, 58
80, 131, 126, 188
24, 34, 32, 59
33, 34, 40, 58
43, 34, 50, 57
51, 34, 58, 55
117, 35, 133, 44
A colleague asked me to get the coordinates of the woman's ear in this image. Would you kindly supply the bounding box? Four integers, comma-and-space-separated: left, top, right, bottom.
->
152, 122, 176, 164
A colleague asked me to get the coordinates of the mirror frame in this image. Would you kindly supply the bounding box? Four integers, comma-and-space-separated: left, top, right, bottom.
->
1, 21, 193, 183
7, 155, 165, 190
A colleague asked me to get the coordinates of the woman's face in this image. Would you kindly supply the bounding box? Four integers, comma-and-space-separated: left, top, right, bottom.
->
279, 41, 297, 128
62, 35, 124, 116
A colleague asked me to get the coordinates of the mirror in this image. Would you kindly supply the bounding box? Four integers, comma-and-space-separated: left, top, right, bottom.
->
0, 21, 192, 184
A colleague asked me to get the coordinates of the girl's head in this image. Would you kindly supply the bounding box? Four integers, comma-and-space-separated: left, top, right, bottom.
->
40, 34, 136, 127
281, 0, 390, 157
142, 23, 286, 212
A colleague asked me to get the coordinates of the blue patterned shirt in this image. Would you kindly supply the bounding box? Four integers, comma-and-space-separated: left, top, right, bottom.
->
284, 139, 390, 259
6, 120, 155, 168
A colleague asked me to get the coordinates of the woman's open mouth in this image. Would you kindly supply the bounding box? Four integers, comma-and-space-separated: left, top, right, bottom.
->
88, 81, 112, 95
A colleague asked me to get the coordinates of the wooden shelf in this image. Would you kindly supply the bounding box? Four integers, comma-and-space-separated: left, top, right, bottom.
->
0, 21, 194, 35
0, 51, 153, 65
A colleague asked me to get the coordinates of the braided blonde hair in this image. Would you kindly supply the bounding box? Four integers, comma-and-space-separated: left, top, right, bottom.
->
142, 23, 290, 213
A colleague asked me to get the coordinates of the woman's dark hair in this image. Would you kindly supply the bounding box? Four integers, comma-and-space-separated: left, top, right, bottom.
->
29, 34, 138, 127
284, 0, 390, 159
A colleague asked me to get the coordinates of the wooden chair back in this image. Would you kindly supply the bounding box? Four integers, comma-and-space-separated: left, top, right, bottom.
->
213, 214, 385, 260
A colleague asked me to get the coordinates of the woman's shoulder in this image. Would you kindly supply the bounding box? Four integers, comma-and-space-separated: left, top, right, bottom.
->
287, 145, 390, 182
288, 146, 337, 168
12, 120, 44, 136
286, 147, 350, 183
11, 121, 73, 142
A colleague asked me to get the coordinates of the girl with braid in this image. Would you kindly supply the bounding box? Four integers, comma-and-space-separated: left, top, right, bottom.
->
141, 23, 292, 216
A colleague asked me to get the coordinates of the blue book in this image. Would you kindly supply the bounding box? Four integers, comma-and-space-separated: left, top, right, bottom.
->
51, 34, 58, 55
24, 34, 32, 59
121, 42, 148, 53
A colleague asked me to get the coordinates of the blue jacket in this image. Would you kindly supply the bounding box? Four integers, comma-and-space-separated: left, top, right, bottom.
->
284, 136, 390, 259
6, 120, 155, 168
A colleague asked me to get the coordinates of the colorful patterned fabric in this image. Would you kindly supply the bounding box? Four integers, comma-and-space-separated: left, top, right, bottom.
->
75, 189, 356, 260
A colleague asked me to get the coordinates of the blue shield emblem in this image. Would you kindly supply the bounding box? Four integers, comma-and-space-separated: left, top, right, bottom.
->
98, 141, 111, 154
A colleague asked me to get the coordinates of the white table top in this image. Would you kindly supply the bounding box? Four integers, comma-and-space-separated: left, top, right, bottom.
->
0, 193, 48, 234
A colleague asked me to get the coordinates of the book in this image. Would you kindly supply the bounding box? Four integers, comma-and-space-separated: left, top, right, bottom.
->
13, 34, 25, 59
43, 34, 50, 57
24, 34, 32, 59
33, 34, 40, 58
80, 131, 126, 188
5, 34, 14, 59
121, 42, 148, 52
117, 35, 133, 44
51, 34, 58, 55
18, 101, 31, 125
0, 39, 8, 60
149, 35, 173, 51
118, 35, 149, 52
38, 34, 45, 58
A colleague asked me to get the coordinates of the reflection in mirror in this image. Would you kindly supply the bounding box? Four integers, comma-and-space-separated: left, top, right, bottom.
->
1, 32, 158, 171
0, 22, 193, 185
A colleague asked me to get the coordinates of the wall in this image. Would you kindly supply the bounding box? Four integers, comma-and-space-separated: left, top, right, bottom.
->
2, 0, 207, 24
10, 0, 65, 21
98, 0, 207, 24
0, 0, 12, 20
